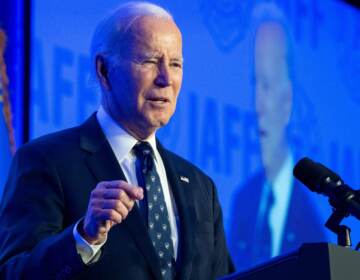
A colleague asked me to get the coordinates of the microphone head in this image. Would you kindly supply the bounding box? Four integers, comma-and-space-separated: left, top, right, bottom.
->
293, 157, 341, 193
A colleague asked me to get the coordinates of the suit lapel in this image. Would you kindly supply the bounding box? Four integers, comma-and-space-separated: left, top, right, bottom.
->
79, 114, 162, 279
157, 141, 195, 280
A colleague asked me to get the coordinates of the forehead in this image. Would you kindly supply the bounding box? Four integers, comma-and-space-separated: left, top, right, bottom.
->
255, 22, 286, 58
124, 16, 182, 56
254, 22, 288, 78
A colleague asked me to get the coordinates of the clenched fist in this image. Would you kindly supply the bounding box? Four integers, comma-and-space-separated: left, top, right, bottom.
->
81, 180, 144, 244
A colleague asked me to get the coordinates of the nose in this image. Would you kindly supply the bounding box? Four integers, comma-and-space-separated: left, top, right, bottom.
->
154, 62, 172, 87
255, 91, 265, 115
255, 79, 272, 112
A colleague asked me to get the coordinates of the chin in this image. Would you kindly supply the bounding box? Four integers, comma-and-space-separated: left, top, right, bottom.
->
138, 118, 167, 134
151, 119, 170, 128
146, 113, 172, 127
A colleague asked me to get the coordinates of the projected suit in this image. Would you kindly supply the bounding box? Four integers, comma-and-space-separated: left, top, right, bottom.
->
229, 167, 325, 271
0, 3, 233, 279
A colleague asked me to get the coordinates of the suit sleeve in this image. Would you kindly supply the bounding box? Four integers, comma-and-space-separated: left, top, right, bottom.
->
0, 144, 85, 279
209, 178, 235, 278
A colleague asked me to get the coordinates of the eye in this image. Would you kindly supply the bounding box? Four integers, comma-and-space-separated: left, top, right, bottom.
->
142, 59, 158, 65
170, 62, 182, 69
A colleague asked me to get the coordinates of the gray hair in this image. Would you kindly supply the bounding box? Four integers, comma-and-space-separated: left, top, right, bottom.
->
90, 1, 173, 84
250, 2, 295, 81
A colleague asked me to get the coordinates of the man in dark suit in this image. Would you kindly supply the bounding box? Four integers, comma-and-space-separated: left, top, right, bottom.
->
228, 4, 325, 271
0, 2, 233, 279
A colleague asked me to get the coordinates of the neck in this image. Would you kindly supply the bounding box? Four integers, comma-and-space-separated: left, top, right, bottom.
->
101, 102, 155, 140
101, 95, 156, 141
263, 138, 290, 182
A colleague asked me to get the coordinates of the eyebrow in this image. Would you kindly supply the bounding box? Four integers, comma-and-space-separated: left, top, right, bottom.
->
170, 57, 184, 63
138, 52, 183, 63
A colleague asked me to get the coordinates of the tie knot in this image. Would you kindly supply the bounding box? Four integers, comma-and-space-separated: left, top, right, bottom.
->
133, 141, 154, 159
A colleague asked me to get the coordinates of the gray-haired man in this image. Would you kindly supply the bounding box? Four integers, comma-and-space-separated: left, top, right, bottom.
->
0, 2, 234, 279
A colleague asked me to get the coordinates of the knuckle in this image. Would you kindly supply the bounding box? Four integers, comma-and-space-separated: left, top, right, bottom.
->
123, 208, 129, 218
109, 209, 117, 220
96, 181, 105, 189
89, 199, 98, 207
90, 189, 97, 198
91, 187, 103, 199
115, 201, 123, 211
118, 189, 126, 200
128, 200, 135, 209
101, 181, 109, 186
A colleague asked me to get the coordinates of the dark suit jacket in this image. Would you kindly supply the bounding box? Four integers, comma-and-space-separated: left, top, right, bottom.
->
0, 114, 234, 280
228, 170, 326, 271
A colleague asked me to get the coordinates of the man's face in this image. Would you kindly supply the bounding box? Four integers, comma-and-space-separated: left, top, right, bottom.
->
101, 16, 183, 139
254, 22, 292, 157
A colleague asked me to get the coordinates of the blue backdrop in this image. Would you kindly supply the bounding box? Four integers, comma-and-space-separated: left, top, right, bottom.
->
0, 0, 26, 199
29, 0, 360, 271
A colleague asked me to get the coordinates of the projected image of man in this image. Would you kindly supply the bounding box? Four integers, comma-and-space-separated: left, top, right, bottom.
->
228, 4, 325, 271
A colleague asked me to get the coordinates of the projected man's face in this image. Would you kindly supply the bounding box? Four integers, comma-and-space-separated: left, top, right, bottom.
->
254, 22, 292, 170
99, 16, 183, 139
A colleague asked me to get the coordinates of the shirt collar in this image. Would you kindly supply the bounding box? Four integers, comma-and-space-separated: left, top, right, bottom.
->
96, 106, 158, 162
272, 152, 294, 195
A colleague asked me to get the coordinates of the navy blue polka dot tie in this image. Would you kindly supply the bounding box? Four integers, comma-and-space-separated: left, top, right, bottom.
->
252, 182, 274, 265
133, 142, 175, 280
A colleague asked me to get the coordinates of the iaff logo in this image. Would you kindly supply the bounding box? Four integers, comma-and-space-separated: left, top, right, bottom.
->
200, 0, 253, 52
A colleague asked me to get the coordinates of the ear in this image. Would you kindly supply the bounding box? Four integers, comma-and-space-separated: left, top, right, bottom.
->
96, 55, 111, 91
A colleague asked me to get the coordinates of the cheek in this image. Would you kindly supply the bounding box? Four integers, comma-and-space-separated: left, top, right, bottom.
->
131, 64, 156, 83
175, 71, 183, 88
172, 73, 183, 99
169, 89, 180, 115
121, 79, 145, 108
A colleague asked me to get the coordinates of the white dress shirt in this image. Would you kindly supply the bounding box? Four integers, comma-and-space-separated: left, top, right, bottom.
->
268, 153, 294, 257
73, 107, 179, 264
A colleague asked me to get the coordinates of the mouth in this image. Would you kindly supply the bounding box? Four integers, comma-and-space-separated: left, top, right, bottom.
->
146, 96, 170, 104
259, 129, 267, 137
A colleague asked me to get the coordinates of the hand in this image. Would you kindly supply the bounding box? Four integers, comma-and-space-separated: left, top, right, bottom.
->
81, 180, 144, 245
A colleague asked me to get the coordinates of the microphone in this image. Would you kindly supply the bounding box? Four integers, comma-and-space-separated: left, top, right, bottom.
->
293, 157, 360, 221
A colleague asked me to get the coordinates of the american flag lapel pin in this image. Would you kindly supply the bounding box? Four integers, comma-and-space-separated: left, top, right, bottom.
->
180, 176, 189, 183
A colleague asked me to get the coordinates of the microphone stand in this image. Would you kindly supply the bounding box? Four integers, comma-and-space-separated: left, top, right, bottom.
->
324, 188, 360, 249
325, 208, 352, 247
